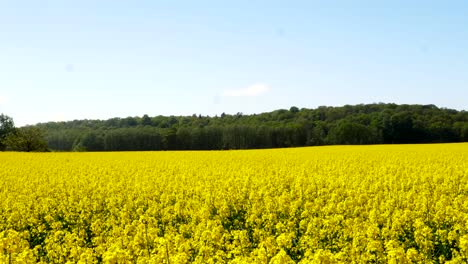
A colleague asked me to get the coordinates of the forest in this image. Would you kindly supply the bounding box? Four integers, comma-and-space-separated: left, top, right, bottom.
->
26, 103, 468, 152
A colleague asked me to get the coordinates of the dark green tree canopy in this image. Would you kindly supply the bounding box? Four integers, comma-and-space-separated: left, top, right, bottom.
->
4, 127, 49, 152
31, 103, 467, 152
0, 114, 16, 150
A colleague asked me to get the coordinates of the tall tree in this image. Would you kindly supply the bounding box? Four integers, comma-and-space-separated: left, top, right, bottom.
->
141, 114, 152, 126
0, 114, 16, 151
4, 127, 48, 152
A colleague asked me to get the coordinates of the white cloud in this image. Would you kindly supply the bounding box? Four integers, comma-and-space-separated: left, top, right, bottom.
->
223, 83, 270, 97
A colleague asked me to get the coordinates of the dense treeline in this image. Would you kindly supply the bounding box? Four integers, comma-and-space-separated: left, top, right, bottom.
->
35, 103, 468, 151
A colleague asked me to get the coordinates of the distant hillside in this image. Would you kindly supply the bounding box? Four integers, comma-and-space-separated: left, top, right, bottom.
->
35, 103, 468, 151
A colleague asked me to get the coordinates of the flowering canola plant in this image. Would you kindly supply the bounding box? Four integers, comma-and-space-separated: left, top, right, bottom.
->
0, 143, 467, 263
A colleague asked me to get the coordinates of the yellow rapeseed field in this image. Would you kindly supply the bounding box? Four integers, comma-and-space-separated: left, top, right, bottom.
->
1, 143, 467, 263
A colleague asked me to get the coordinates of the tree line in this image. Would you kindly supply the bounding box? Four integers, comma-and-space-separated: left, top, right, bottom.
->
14, 103, 465, 152
1, 103, 467, 152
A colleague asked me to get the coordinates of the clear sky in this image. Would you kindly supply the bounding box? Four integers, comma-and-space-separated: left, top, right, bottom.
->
1, 1, 467, 126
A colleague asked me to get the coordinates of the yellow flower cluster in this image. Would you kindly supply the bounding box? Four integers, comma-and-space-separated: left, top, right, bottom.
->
0, 143, 467, 263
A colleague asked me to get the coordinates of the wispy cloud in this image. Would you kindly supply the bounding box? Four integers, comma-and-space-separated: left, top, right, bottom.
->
223, 83, 270, 97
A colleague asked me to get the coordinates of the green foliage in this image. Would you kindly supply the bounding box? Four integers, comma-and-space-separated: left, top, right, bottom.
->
0, 114, 15, 150
327, 121, 380, 145
460, 123, 468, 141
4, 127, 49, 152
32, 104, 468, 151
289, 106, 300, 113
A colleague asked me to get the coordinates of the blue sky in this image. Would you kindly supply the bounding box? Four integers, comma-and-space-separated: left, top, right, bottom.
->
1, 1, 467, 126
